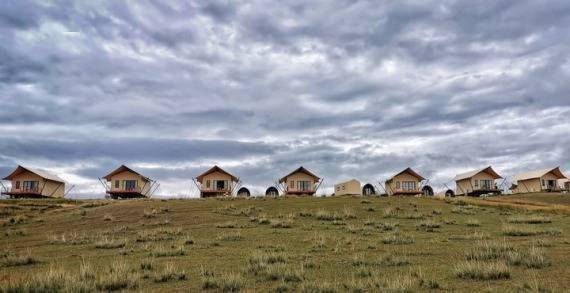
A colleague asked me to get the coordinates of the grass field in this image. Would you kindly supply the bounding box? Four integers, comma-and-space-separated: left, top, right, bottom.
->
0, 194, 569, 292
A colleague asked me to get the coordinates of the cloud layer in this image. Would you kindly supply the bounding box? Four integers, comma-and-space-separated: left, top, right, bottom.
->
1, 0, 569, 197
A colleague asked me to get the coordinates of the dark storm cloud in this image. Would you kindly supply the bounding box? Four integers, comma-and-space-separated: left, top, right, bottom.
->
1, 0, 569, 197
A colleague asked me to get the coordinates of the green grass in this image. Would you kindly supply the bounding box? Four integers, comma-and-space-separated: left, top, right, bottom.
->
0, 195, 569, 291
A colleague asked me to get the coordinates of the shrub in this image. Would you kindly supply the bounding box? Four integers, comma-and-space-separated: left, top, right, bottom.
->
506, 247, 550, 269
2, 252, 38, 267
465, 240, 514, 261
416, 220, 441, 231
216, 222, 239, 228
201, 272, 245, 292
507, 215, 552, 224
150, 245, 185, 257
94, 237, 126, 249
271, 219, 293, 228
465, 219, 481, 227
96, 261, 139, 291
140, 258, 154, 271
382, 207, 398, 218
315, 210, 343, 221
502, 225, 562, 236
103, 214, 114, 221
454, 261, 510, 280
154, 263, 187, 282
381, 234, 414, 245
217, 232, 243, 241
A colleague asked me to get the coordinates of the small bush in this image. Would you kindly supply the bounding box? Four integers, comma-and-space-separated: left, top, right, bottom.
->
315, 210, 343, 221
154, 263, 187, 282
150, 246, 185, 257
216, 222, 239, 228
217, 232, 243, 241
103, 214, 114, 221
271, 219, 293, 228
94, 237, 126, 249
140, 259, 154, 271
416, 220, 441, 231
381, 234, 414, 245
506, 247, 550, 269
502, 225, 562, 237
465, 219, 481, 227
508, 215, 552, 224
454, 261, 510, 280
2, 253, 38, 267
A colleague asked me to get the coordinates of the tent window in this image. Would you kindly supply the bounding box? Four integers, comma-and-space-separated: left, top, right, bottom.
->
124, 180, 137, 190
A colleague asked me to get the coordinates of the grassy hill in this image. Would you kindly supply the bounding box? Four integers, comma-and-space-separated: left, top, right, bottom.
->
0, 194, 569, 292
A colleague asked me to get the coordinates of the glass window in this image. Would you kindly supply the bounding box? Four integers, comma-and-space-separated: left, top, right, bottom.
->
206, 180, 210, 188
124, 180, 137, 190
115, 180, 119, 188
15, 181, 20, 189
297, 181, 311, 191
290, 181, 295, 188
401, 181, 416, 190
396, 181, 400, 189
23, 181, 38, 191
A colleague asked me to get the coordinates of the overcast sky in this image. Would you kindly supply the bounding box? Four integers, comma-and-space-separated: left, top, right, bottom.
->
1, 1, 569, 198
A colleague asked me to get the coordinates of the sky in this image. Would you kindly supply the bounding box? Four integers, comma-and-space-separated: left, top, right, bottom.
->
1, 0, 569, 198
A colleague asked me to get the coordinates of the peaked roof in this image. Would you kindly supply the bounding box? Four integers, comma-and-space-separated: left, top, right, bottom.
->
386, 167, 426, 182
454, 166, 502, 181
196, 165, 238, 183
279, 166, 320, 183
513, 167, 567, 182
103, 165, 150, 181
2, 165, 65, 183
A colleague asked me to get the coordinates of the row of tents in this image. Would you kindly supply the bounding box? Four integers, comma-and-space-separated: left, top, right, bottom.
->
1, 164, 569, 199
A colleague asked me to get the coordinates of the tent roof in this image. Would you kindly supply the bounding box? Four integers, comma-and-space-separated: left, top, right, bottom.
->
386, 167, 426, 182
196, 165, 238, 183
454, 166, 502, 181
513, 167, 567, 182
279, 166, 320, 183
2, 165, 65, 183
103, 165, 151, 182
335, 178, 360, 185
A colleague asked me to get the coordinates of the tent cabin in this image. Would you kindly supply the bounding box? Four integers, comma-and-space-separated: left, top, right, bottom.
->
279, 166, 321, 196
362, 183, 376, 196
334, 179, 361, 196
454, 166, 502, 196
511, 167, 567, 194
385, 168, 426, 196
103, 165, 153, 199
265, 186, 279, 197
1, 165, 65, 198
195, 165, 238, 197
237, 187, 251, 197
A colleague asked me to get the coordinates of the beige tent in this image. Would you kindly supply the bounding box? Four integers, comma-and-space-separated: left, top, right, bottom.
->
103, 165, 153, 199
454, 166, 502, 196
279, 166, 321, 196
385, 168, 426, 196
195, 165, 238, 197
2, 165, 65, 198
511, 167, 566, 194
